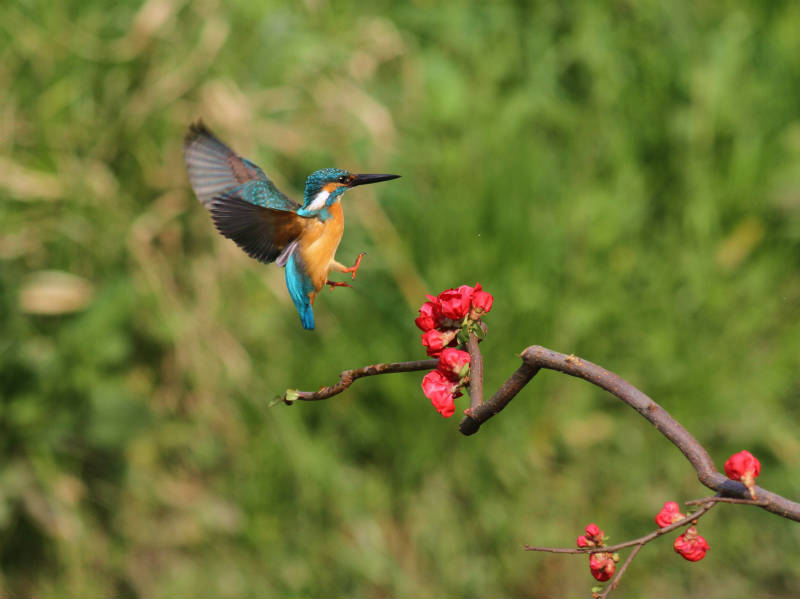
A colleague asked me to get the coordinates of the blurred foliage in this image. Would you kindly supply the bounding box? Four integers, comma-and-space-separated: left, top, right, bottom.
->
2, 0, 800, 596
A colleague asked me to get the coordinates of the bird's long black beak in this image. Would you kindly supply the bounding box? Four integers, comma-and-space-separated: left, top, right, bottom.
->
349, 173, 401, 187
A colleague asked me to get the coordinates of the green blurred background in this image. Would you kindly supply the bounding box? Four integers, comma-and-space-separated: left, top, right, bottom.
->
2, 0, 800, 596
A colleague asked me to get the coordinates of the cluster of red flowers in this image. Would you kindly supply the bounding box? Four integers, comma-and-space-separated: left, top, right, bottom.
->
416, 283, 493, 356
578, 448, 763, 577
421, 349, 471, 418
576, 524, 618, 582
416, 283, 493, 417
655, 450, 762, 563
653, 501, 710, 562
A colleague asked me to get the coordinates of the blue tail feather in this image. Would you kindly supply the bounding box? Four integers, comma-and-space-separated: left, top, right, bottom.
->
285, 253, 316, 330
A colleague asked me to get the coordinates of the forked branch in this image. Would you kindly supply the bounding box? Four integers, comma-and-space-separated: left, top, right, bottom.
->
283, 344, 800, 521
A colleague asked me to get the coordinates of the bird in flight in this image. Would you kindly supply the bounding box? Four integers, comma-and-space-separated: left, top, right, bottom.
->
183, 121, 400, 330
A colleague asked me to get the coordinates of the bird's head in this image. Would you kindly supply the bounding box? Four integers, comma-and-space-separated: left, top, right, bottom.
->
302, 168, 400, 212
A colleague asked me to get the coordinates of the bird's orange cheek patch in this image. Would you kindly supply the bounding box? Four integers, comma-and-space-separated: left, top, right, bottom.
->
322, 182, 344, 193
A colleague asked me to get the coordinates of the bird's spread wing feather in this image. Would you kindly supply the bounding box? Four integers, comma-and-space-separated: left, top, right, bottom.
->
183, 121, 299, 211
209, 194, 304, 264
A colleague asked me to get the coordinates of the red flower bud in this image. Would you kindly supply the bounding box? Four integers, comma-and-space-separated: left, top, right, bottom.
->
414, 300, 441, 332
589, 552, 616, 582
655, 501, 686, 528
673, 526, 709, 562
437, 348, 471, 381
469, 286, 493, 320
584, 523, 603, 542
421, 370, 459, 418
421, 329, 457, 357
724, 450, 761, 499
576, 523, 605, 548
437, 286, 474, 320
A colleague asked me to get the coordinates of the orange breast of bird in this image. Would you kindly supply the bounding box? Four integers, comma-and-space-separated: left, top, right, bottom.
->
299, 200, 344, 292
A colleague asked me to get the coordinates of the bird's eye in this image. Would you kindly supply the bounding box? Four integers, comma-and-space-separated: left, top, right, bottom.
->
337, 175, 348, 183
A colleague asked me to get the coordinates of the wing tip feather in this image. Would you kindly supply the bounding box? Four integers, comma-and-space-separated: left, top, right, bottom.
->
184, 119, 218, 151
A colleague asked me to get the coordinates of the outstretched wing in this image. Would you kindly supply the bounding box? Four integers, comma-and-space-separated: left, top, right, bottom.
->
209, 194, 304, 265
183, 121, 299, 211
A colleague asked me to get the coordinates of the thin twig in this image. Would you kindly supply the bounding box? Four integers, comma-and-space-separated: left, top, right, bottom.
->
284, 359, 437, 402
686, 495, 769, 507
598, 543, 642, 599
524, 501, 716, 555
466, 331, 483, 410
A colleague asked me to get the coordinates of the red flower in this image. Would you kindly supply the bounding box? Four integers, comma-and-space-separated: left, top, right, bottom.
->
577, 523, 604, 548
673, 526, 709, 562
584, 523, 601, 538
437, 285, 474, 320
655, 501, 686, 528
421, 329, 457, 357
724, 450, 761, 499
589, 552, 616, 582
437, 348, 471, 381
421, 370, 459, 418
414, 300, 441, 331
469, 285, 493, 320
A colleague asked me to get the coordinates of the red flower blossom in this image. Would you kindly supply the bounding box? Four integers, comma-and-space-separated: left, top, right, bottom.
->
577, 523, 605, 548
469, 286, 493, 320
724, 450, 761, 499
421, 329, 457, 357
589, 552, 616, 582
655, 501, 686, 528
673, 526, 709, 562
437, 285, 474, 320
416, 284, 493, 417
437, 348, 471, 381
421, 370, 460, 418
584, 523, 601, 538
414, 300, 441, 331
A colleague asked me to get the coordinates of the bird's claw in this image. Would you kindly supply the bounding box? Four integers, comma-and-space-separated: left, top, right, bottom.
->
341, 252, 366, 280
326, 280, 352, 291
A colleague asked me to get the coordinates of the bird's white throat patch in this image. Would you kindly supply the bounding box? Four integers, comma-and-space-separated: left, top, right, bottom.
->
308, 189, 330, 211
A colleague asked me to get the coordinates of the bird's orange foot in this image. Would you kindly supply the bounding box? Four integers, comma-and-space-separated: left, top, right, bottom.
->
341, 252, 366, 280
326, 280, 352, 291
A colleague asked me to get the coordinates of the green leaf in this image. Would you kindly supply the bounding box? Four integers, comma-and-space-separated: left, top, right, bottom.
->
281, 389, 300, 405
470, 322, 486, 339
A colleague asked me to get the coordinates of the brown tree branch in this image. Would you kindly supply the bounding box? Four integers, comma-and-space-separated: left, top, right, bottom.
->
458, 345, 800, 522
685, 495, 769, 507
599, 543, 641, 599
283, 344, 800, 522
283, 359, 437, 402
524, 500, 715, 555
466, 331, 483, 410
283, 340, 800, 597
458, 361, 540, 435
525, 500, 716, 598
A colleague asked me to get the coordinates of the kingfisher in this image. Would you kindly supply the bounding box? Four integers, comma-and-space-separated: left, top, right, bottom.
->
183, 121, 399, 330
